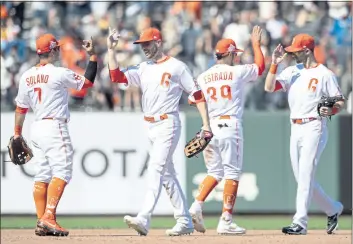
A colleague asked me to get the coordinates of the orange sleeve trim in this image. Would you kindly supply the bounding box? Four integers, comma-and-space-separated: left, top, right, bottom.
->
82, 78, 93, 89
89, 55, 98, 62
253, 43, 265, 75
269, 64, 278, 74
109, 68, 128, 84
15, 106, 28, 114
332, 106, 339, 115
193, 90, 206, 103
14, 125, 22, 136
274, 81, 283, 91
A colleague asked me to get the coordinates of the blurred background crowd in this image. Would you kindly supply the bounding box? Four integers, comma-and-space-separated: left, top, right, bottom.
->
1, 1, 352, 113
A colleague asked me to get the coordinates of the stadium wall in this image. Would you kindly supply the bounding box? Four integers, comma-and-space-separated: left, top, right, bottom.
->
0, 112, 350, 215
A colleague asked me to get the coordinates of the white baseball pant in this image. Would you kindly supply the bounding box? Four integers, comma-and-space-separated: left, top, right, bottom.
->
290, 119, 341, 229
137, 113, 191, 229
30, 119, 73, 183
203, 117, 244, 182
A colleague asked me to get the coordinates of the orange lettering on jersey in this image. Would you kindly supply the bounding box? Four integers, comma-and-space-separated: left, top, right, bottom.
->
308, 78, 318, 92
205, 72, 233, 84
29, 76, 36, 86
214, 72, 219, 81
26, 75, 49, 86
219, 72, 223, 80
42, 74, 49, 83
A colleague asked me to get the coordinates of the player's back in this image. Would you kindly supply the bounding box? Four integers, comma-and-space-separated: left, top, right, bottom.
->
197, 64, 257, 119
17, 64, 79, 120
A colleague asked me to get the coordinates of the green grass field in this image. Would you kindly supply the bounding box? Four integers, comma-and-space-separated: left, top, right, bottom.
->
1, 215, 352, 230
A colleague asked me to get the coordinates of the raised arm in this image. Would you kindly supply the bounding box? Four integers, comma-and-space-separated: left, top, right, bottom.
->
264, 44, 287, 92
251, 26, 265, 76
107, 28, 139, 86
81, 37, 98, 89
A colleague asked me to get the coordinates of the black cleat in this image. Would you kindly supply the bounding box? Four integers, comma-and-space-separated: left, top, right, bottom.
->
327, 203, 343, 234
282, 223, 307, 235
327, 213, 339, 234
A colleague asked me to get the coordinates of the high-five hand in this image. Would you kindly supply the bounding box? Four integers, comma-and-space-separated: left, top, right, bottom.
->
107, 27, 120, 50
251, 25, 263, 46
272, 44, 287, 65
82, 37, 95, 56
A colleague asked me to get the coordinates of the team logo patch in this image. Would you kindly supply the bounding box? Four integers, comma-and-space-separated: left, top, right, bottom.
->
49, 41, 57, 50
227, 44, 236, 52
73, 73, 82, 81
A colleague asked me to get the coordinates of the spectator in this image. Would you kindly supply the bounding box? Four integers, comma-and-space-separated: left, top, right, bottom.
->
0, 1, 350, 113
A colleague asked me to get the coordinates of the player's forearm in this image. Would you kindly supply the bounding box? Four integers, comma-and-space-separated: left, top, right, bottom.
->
107, 49, 128, 84
108, 49, 118, 70
14, 107, 28, 136
196, 101, 210, 129
264, 64, 278, 92
84, 55, 98, 84
252, 41, 265, 75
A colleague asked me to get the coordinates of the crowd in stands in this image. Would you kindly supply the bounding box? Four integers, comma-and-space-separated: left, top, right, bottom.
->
1, 1, 351, 113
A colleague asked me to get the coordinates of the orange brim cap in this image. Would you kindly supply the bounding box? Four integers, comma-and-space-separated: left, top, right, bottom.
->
284, 45, 303, 53
133, 37, 154, 44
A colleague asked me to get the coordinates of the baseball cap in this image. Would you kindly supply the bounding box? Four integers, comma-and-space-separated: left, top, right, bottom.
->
36, 33, 62, 54
285, 34, 315, 53
215, 39, 243, 54
133, 27, 162, 44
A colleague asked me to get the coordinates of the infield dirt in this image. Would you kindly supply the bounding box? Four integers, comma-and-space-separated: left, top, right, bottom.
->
1, 229, 351, 244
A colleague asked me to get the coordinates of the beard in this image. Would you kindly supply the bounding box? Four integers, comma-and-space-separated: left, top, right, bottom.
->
291, 52, 306, 64
143, 45, 158, 59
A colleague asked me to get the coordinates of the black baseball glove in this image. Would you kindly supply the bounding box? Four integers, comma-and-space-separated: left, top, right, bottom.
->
184, 130, 213, 158
317, 95, 344, 119
7, 136, 33, 165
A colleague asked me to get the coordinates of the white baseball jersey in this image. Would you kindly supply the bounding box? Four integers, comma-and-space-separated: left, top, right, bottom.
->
120, 56, 200, 116
196, 63, 259, 119
15, 63, 85, 121
276, 64, 343, 119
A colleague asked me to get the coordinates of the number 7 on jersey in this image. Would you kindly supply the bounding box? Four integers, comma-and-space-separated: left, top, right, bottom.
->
34, 87, 42, 103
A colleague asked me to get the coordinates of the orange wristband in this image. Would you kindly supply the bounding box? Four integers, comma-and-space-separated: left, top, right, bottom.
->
269, 64, 278, 74
90, 55, 98, 62
14, 125, 22, 136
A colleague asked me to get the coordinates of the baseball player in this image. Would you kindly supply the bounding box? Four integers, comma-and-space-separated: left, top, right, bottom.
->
107, 27, 211, 236
14, 33, 97, 236
264, 33, 344, 235
188, 26, 265, 235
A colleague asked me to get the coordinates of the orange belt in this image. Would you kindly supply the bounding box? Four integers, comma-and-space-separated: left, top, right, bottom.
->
144, 114, 168, 123
219, 115, 231, 120
292, 117, 316, 124
42, 117, 68, 123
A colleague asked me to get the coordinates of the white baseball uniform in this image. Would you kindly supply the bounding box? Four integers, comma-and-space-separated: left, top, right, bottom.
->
275, 63, 343, 229
195, 63, 259, 182
15, 63, 86, 183
118, 56, 201, 228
